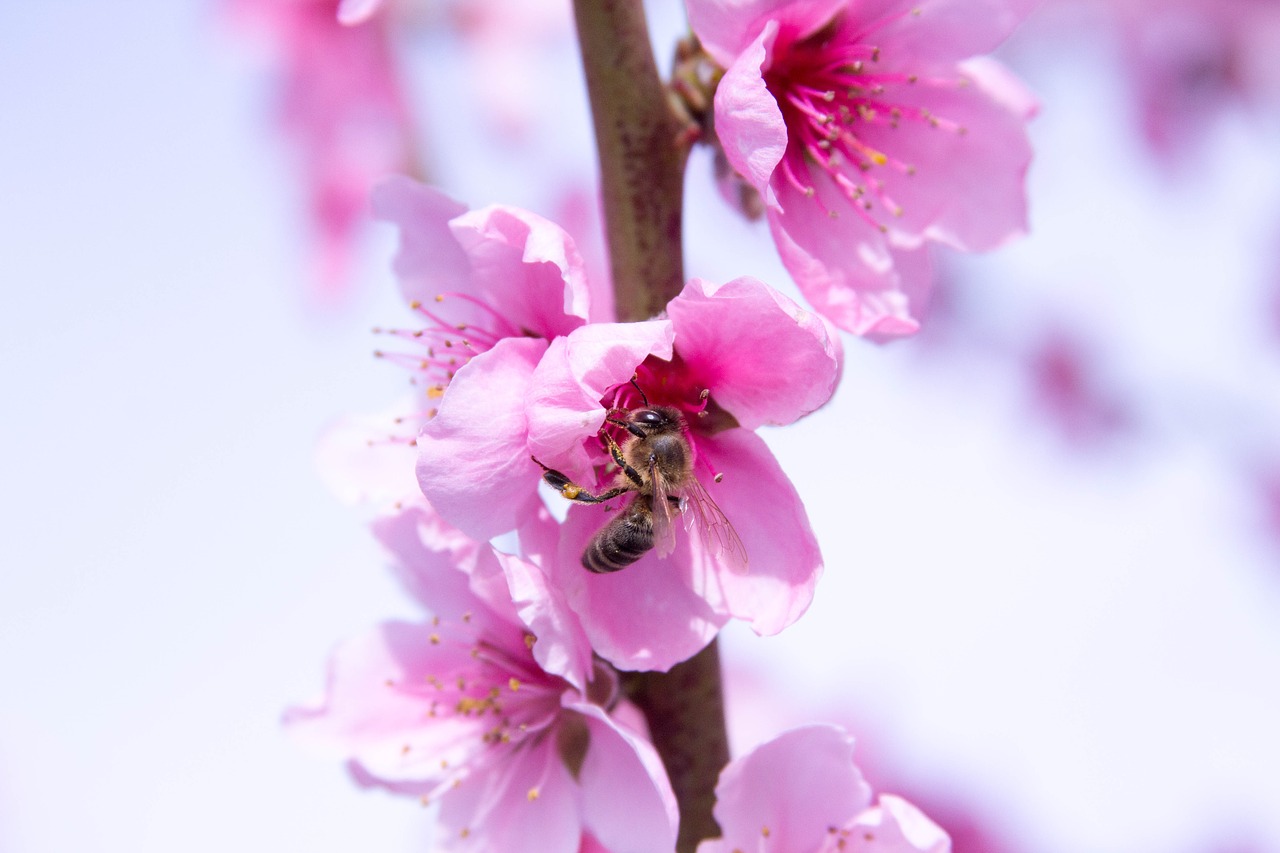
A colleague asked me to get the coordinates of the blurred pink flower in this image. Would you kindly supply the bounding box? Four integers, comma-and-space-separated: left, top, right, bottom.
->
420, 275, 841, 671
688, 0, 1037, 338
1026, 329, 1132, 447
699, 725, 950, 853
1107, 0, 1280, 161
228, 0, 414, 302
341, 0, 573, 133
287, 505, 678, 852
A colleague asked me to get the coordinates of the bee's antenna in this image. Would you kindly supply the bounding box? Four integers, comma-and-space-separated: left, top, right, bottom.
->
630, 374, 649, 407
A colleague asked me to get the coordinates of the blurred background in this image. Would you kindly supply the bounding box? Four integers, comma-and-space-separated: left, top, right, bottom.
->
2, 1, 1278, 851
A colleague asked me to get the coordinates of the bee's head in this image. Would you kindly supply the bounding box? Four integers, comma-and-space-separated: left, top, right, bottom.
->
628, 406, 682, 435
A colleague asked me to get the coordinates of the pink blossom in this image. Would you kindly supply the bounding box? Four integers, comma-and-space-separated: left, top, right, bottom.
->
336, 0, 385, 26
419, 275, 841, 670
370, 176, 604, 531
340, 0, 573, 133
287, 505, 678, 852
699, 725, 950, 853
1025, 329, 1132, 447
688, 0, 1037, 338
227, 0, 413, 302
1103, 0, 1280, 161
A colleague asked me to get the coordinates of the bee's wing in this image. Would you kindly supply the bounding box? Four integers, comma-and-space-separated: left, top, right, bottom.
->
649, 456, 679, 559
683, 474, 749, 573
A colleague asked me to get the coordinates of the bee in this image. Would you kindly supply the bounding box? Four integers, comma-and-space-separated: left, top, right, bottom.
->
532, 397, 747, 574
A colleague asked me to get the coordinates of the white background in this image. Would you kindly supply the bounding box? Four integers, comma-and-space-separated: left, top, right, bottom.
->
2, 2, 1278, 852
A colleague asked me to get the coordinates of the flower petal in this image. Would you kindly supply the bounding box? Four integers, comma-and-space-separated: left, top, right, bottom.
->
372, 177, 475, 310
855, 0, 1037, 68
700, 725, 873, 852
857, 61, 1034, 253
571, 703, 680, 853
689, 0, 847, 66
667, 277, 840, 428
548, 503, 727, 672
336, 0, 385, 26
838, 795, 952, 853
450, 203, 592, 338
437, 735, 581, 853
713, 23, 788, 206
285, 621, 483, 785
498, 531, 596, 692
416, 337, 548, 541
768, 181, 935, 336
371, 505, 484, 618
526, 320, 674, 486
692, 429, 822, 635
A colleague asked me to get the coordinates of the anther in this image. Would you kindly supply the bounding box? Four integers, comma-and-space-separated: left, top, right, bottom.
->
713, 473, 724, 483
527, 787, 540, 801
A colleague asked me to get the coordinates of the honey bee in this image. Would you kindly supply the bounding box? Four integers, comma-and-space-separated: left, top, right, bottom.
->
532, 398, 748, 574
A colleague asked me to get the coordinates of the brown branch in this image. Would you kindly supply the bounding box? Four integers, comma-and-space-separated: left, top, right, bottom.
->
573, 0, 692, 322
573, 3, 727, 850
621, 640, 729, 852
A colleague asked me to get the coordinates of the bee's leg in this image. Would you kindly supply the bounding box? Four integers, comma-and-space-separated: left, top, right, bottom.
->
599, 431, 645, 487
604, 415, 646, 439
531, 456, 630, 504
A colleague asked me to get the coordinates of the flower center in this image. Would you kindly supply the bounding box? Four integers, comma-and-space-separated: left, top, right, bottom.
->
387, 619, 568, 804
373, 292, 521, 426
763, 8, 969, 231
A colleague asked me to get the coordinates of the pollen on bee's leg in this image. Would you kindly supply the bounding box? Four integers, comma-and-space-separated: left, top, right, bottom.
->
561, 484, 581, 500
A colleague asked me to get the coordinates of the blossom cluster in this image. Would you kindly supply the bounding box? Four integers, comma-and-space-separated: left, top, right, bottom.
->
277, 0, 1040, 849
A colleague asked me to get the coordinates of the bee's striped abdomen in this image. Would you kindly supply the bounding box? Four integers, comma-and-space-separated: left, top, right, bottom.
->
582, 497, 655, 573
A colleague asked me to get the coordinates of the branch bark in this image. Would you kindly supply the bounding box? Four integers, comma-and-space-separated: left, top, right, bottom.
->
573, 4, 727, 851
573, 0, 690, 322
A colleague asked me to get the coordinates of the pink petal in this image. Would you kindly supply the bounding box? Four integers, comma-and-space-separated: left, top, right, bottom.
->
701, 725, 873, 852
437, 735, 581, 852
336, 0, 385, 26
838, 795, 952, 853
370, 505, 482, 617
857, 62, 1034, 253
312, 395, 421, 509
689, 0, 846, 66
768, 181, 935, 336
416, 337, 548, 541
571, 703, 680, 853
371, 507, 534, 673
371, 177, 474, 311
667, 277, 840, 429
526, 321, 674, 486
285, 621, 485, 784
692, 429, 822, 635
548, 504, 727, 672
713, 23, 789, 206
373, 177, 591, 338
497, 541, 595, 692
450, 203, 592, 338
855, 0, 1037, 68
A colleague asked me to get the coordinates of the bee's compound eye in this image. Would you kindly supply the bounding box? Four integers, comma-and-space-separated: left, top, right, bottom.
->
634, 409, 664, 426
